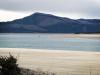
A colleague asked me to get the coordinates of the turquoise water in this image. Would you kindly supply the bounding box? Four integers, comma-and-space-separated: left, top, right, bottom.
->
0, 34, 100, 51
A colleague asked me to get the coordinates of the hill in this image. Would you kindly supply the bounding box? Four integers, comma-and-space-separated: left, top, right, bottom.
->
0, 12, 100, 33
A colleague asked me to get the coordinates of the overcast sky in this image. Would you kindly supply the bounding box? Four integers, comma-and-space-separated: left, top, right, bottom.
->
0, 0, 100, 21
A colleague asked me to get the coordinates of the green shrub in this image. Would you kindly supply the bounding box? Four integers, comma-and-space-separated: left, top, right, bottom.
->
0, 54, 21, 75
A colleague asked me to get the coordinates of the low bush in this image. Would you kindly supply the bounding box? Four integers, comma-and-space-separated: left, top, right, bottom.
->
0, 54, 21, 75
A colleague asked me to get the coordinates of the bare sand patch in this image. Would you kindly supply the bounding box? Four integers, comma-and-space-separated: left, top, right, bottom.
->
0, 48, 100, 75
49, 34, 100, 40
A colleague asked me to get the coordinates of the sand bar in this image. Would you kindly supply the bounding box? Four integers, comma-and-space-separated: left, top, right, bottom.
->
0, 48, 100, 75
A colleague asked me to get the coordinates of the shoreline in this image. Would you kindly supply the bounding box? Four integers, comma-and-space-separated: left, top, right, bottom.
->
0, 48, 100, 53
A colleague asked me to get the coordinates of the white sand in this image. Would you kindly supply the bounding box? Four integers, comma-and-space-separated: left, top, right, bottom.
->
48, 34, 100, 40
0, 48, 100, 75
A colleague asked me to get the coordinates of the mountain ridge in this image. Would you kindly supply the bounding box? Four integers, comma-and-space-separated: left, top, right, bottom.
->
0, 12, 100, 33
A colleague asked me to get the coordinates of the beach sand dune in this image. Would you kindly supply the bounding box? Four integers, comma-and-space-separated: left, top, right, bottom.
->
0, 48, 100, 75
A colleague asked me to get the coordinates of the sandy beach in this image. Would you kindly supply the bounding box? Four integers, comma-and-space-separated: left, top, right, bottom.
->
49, 34, 100, 40
0, 48, 100, 75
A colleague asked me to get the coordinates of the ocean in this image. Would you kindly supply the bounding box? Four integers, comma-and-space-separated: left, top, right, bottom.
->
0, 33, 100, 51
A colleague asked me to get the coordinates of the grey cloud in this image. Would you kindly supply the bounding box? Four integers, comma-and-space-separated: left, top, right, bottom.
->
0, 0, 100, 18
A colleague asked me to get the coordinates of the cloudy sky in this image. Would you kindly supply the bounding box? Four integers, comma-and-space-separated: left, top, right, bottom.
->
0, 0, 100, 21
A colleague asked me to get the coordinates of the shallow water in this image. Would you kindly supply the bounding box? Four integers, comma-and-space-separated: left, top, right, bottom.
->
0, 33, 100, 51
